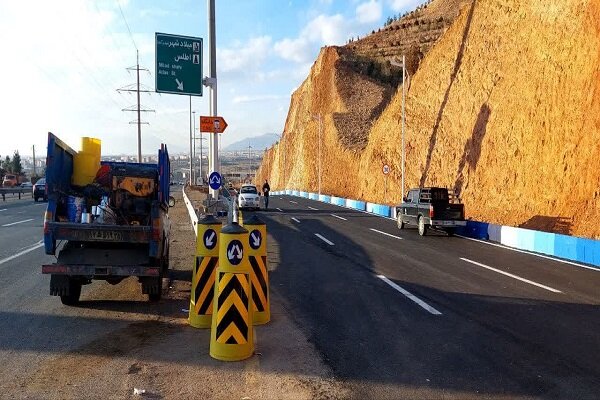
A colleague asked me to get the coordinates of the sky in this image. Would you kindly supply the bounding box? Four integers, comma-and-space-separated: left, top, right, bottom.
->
0, 0, 423, 158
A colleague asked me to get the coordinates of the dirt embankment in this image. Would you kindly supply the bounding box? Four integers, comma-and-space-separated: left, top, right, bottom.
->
258, 0, 600, 239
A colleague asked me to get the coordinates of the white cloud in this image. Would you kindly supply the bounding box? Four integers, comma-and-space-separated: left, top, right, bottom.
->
232, 95, 284, 104
218, 36, 272, 73
303, 14, 350, 44
356, 1, 382, 24
388, 0, 423, 12
274, 37, 312, 63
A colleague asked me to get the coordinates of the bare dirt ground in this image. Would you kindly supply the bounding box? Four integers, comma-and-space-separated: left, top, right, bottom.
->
14, 189, 347, 399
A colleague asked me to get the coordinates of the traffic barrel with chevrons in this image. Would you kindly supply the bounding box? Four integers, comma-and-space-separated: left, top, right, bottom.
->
210, 222, 254, 361
188, 215, 221, 328
243, 215, 270, 325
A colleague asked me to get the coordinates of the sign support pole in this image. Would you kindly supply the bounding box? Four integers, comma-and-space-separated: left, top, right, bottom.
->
208, 0, 219, 200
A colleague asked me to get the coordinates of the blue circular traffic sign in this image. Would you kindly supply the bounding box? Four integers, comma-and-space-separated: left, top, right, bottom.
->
203, 228, 217, 250
226, 240, 243, 265
249, 229, 262, 250
209, 171, 222, 190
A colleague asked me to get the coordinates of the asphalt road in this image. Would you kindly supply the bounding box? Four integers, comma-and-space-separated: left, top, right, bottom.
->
245, 194, 600, 399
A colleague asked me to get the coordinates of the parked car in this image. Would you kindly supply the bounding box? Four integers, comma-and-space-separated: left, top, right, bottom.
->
396, 187, 466, 236
33, 178, 47, 202
238, 184, 260, 210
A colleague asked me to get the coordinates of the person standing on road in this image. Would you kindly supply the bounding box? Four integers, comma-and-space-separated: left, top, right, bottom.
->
262, 180, 271, 209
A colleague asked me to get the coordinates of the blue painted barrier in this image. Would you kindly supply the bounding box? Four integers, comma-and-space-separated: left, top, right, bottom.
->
345, 199, 366, 211
292, 190, 300, 196
331, 196, 345, 207
300, 191, 309, 198
366, 202, 391, 217
319, 194, 331, 203
309, 193, 319, 200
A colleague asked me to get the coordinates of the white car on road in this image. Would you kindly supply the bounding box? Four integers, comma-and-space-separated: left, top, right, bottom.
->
238, 184, 260, 210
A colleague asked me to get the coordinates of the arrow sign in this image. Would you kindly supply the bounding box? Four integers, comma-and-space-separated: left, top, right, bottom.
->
200, 116, 228, 133
226, 240, 243, 265
249, 230, 262, 250
203, 229, 216, 249
208, 171, 221, 190
175, 78, 184, 91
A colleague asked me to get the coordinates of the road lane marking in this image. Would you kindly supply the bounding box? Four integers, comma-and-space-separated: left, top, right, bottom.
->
377, 275, 442, 315
276, 207, 283, 212
0, 209, 7, 212
370, 228, 403, 240
291, 217, 300, 223
330, 214, 347, 221
2, 218, 34, 227
315, 233, 334, 246
0, 241, 44, 266
460, 257, 562, 293
457, 235, 599, 272
290, 200, 298, 204
279, 197, 283, 200
308, 206, 319, 210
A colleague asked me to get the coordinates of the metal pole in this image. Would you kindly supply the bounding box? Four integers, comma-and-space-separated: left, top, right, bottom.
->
32, 145, 36, 177
189, 96, 193, 186
192, 110, 196, 184
318, 114, 322, 195
200, 130, 203, 184
208, 0, 219, 199
136, 50, 142, 163
401, 55, 406, 200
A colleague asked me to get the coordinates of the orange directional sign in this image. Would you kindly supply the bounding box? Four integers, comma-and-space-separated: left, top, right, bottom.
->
200, 116, 228, 133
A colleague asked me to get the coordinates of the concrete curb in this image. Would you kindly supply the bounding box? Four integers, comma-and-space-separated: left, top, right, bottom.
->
182, 187, 198, 236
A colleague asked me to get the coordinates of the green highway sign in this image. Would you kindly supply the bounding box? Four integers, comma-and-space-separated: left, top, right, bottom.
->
155, 32, 203, 96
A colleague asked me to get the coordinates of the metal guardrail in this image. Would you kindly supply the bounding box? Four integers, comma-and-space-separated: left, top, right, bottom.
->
0, 187, 32, 200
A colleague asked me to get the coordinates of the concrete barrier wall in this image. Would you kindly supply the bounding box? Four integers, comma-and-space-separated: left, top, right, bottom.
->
278, 188, 600, 268
309, 193, 319, 200
300, 191, 309, 198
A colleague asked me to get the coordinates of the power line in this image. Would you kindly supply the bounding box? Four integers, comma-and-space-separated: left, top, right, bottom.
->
116, 0, 137, 51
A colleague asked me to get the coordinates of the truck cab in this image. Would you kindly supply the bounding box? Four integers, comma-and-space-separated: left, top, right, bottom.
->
397, 187, 466, 236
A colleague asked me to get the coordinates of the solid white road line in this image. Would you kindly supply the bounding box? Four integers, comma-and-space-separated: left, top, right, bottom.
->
308, 206, 319, 210
330, 214, 347, 221
460, 257, 562, 293
0, 209, 7, 212
276, 207, 283, 212
0, 241, 44, 266
457, 234, 599, 272
290, 200, 298, 204
370, 228, 403, 240
2, 218, 34, 227
315, 233, 334, 246
291, 217, 300, 223
377, 275, 442, 315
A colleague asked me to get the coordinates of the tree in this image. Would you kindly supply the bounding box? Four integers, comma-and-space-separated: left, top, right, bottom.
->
11, 151, 22, 174
2, 155, 11, 172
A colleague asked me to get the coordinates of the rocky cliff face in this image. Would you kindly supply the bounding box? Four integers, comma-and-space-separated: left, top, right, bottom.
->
258, 0, 600, 239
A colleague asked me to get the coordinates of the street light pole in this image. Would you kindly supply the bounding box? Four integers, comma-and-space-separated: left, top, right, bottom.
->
401, 55, 406, 201
192, 110, 196, 185
189, 96, 193, 186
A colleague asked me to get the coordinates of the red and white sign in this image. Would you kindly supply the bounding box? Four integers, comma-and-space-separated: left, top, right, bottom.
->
382, 164, 390, 175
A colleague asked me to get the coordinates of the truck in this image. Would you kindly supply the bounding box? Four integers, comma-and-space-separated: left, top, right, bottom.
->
396, 187, 466, 236
41, 133, 172, 305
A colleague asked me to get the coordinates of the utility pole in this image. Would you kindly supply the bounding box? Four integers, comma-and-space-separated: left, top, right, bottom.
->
207, 0, 219, 199
192, 110, 196, 185
32, 145, 36, 177
117, 50, 154, 163
248, 144, 252, 182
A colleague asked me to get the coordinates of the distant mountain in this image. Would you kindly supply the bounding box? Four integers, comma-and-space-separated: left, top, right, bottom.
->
223, 133, 279, 152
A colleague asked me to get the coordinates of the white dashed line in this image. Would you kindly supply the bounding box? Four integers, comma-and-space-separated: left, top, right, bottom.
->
2, 218, 34, 227
377, 275, 442, 315
291, 217, 300, 223
276, 207, 283, 212
330, 214, 347, 221
460, 257, 562, 293
315, 233, 334, 246
290, 201, 298, 204
0, 241, 44, 265
370, 228, 403, 240
308, 206, 319, 210
0, 209, 7, 212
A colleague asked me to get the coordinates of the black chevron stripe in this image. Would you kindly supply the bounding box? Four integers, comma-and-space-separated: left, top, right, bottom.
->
249, 256, 268, 299
195, 257, 218, 307
216, 304, 249, 341
217, 273, 248, 306
195, 256, 203, 275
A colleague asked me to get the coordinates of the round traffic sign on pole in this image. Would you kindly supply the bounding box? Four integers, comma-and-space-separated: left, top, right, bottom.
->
382, 164, 390, 175
208, 171, 222, 190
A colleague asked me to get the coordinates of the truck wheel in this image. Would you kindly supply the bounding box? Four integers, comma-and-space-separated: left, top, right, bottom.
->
418, 216, 428, 236
446, 228, 455, 237
60, 280, 82, 305
397, 214, 405, 230
149, 289, 161, 302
